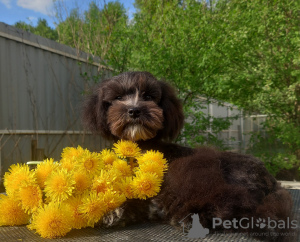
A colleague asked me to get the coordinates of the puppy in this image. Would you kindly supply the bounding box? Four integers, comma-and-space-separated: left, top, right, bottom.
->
82, 71, 294, 241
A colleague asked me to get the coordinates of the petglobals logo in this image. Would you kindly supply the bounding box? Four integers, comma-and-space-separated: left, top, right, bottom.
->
212, 217, 298, 230
179, 214, 298, 239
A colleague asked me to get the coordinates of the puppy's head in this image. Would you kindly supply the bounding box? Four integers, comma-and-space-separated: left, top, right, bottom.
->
82, 71, 184, 142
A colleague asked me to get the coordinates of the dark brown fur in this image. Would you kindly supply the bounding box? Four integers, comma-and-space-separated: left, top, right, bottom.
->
82, 72, 295, 241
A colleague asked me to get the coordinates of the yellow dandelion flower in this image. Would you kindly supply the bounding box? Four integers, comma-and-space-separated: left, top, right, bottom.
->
76, 150, 104, 177
18, 183, 43, 214
79, 191, 107, 227
103, 190, 126, 212
91, 170, 114, 194
4, 163, 36, 196
113, 140, 141, 158
28, 202, 73, 239
137, 150, 168, 171
61, 145, 85, 161
101, 149, 118, 166
35, 158, 58, 189
60, 158, 77, 172
138, 162, 165, 179
107, 168, 123, 181
116, 177, 134, 199
112, 159, 132, 178
65, 195, 88, 229
132, 172, 162, 200
73, 170, 92, 195
44, 169, 75, 202
0, 194, 30, 226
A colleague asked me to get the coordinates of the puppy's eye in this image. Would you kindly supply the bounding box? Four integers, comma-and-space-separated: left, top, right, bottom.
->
116, 96, 123, 100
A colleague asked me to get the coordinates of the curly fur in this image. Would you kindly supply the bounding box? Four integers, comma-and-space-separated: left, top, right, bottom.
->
82, 71, 295, 241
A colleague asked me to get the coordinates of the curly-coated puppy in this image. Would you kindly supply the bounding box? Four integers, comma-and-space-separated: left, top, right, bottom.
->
82, 71, 294, 241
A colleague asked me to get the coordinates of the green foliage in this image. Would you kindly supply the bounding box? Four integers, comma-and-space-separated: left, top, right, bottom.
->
55, 8, 82, 47
262, 153, 298, 178
248, 130, 299, 177
14, 18, 58, 41
211, 0, 300, 164
55, 1, 129, 72
248, 117, 300, 177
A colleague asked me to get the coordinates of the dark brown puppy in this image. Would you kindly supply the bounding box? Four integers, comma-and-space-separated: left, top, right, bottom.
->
82, 71, 294, 241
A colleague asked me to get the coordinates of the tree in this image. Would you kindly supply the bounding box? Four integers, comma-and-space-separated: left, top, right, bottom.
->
15, 18, 58, 41
209, 0, 300, 165
128, 0, 300, 173
55, 0, 129, 72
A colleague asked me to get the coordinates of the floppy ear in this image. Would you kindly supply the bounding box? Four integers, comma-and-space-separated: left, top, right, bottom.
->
82, 83, 114, 140
158, 81, 184, 141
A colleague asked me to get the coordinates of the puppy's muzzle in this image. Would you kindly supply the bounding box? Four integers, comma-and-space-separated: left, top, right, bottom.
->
107, 99, 164, 141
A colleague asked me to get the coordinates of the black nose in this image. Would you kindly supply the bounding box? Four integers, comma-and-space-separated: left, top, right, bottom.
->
128, 108, 141, 118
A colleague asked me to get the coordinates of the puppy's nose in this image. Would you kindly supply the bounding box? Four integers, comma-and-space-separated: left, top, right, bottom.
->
128, 108, 141, 119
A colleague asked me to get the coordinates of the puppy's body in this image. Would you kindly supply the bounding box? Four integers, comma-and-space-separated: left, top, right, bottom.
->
83, 72, 294, 241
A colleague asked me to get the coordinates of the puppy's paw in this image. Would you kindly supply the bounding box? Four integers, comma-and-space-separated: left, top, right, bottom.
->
102, 207, 125, 227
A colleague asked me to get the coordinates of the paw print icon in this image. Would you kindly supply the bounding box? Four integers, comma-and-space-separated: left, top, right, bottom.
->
256, 218, 266, 229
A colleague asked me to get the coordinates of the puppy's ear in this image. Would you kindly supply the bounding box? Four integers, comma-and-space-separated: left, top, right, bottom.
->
82, 83, 114, 139
158, 81, 184, 141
